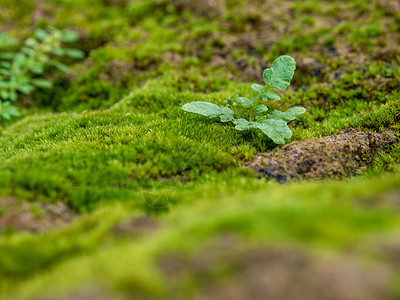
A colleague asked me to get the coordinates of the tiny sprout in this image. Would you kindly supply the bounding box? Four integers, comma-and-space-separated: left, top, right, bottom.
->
182, 55, 306, 145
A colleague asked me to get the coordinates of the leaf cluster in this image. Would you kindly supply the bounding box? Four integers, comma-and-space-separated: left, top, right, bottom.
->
182, 55, 306, 144
0, 28, 85, 120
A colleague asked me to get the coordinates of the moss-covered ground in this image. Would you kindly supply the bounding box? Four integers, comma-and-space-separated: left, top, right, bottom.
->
1, 0, 400, 299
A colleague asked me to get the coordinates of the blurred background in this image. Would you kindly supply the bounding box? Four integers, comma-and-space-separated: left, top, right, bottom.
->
1, 1, 400, 300
1, 0, 399, 113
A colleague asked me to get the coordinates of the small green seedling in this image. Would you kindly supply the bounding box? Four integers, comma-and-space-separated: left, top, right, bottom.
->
182, 55, 306, 144
0, 27, 85, 120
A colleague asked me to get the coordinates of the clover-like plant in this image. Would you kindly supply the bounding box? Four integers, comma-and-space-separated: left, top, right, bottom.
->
0, 28, 85, 120
182, 55, 305, 144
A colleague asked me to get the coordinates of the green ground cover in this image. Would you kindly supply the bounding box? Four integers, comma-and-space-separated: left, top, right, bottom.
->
1, 0, 400, 299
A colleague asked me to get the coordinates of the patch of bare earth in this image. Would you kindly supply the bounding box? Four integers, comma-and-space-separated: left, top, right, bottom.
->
96, 58, 159, 83
159, 237, 392, 300
0, 197, 76, 234
170, 0, 225, 17
378, 237, 400, 269
112, 215, 158, 237
45, 288, 114, 300
357, 190, 400, 210
246, 128, 398, 182
178, 0, 400, 85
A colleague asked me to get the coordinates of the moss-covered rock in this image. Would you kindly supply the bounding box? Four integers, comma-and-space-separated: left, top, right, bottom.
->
1, 0, 400, 299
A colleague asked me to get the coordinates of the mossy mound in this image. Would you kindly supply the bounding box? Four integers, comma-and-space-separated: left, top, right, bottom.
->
1, 0, 400, 299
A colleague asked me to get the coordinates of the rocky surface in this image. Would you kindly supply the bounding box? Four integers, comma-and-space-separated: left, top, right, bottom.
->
247, 128, 398, 182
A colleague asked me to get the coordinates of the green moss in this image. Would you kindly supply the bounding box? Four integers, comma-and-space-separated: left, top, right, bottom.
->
0, 109, 252, 210
2, 174, 400, 299
0, 204, 130, 289
1, 1, 400, 298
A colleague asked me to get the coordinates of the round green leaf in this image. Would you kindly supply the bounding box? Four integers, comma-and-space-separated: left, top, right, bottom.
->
182, 101, 233, 119
251, 83, 264, 93
262, 92, 281, 101
182, 101, 221, 116
255, 105, 268, 114
253, 119, 292, 144
267, 107, 306, 122
263, 55, 296, 90
236, 97, 253, 108
65, 48, 85, 59
233, 118, 251, 131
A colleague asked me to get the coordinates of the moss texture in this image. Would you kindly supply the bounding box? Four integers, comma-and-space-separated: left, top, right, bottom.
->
1, 0, 400, 299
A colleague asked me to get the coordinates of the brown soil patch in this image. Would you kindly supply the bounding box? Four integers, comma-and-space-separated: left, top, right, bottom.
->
30, 1, 57, 27
159, 239, 392, 300
246, 128, 398, 182
377, 238, 400, 268
46, 288, 114, 300
0, 197, 76, 234
97, 59, 159, 83
358, 190, 400, 210
112, 215, 157, 237
3, 0, 400, 87
171, 0, 225, 18
177, 0, 400, 84
159, 233, 239, 277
